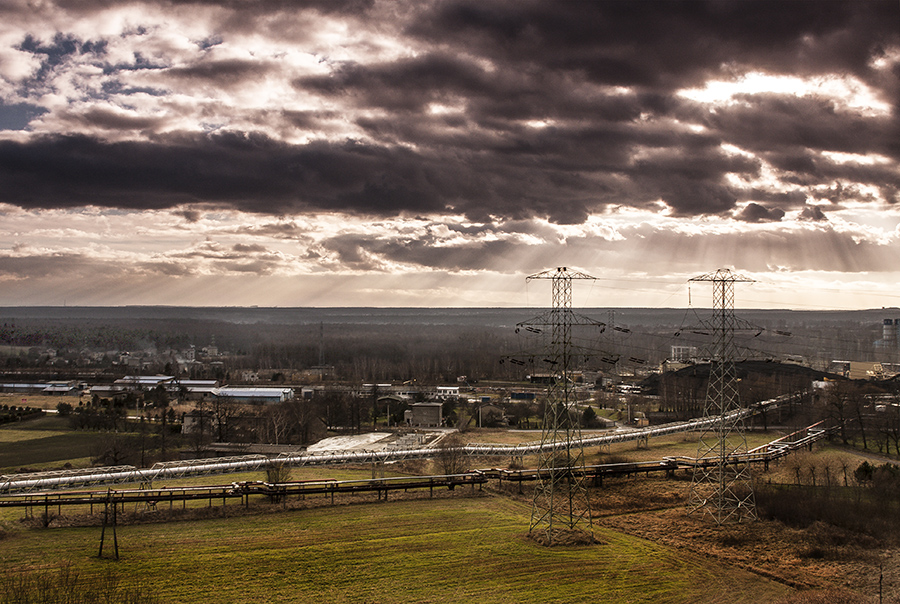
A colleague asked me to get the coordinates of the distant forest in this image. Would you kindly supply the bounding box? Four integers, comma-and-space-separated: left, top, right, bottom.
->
0, 306, 897, 383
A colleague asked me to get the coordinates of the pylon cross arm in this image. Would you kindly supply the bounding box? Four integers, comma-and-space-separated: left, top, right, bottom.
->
527, 267, 597, 281
689, 268, 755, 283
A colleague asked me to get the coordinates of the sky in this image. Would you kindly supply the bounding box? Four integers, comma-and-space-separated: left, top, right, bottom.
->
0, 0, 898, 310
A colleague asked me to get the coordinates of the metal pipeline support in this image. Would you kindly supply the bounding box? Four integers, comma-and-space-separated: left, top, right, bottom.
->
0, 391, 804, 493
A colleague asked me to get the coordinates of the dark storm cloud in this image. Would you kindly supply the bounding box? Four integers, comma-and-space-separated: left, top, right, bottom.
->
318, 234, 379, 271
137, 260, 194, 276
0, 251, 191, 279
735, 202, 784, 223
1, 0, 897, 223
243, 221, 303, 239
0, 248, 284, 280
319, 232, 521, 272
177, 208, 202, 222
159, 240, 283, 274
232, 243, 268, 253
61, 107, 167, 131
288, 1, 896, 220
165, 59, 275, 87
0, 252, 96, 278
282, 110, 339, 130
693, 94, 899, 169
624, 143, 761, 215
313, 216, 900, 276
409, 1, 896, 89
0, 133, 457, 214
163, 0, 375, 14
740, 188, 807, 206
299, 56, 761, 217
45, 0, 375, 16
798, 206, 827, 222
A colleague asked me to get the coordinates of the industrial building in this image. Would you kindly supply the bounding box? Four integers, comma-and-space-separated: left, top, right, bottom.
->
876, 318, 900, 350
212, 386, 295, 405
0, 381, 83, 396
405, 402, 443, 427
670, 345, 699, 362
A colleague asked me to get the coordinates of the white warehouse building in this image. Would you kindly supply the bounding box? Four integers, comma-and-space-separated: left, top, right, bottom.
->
212, 387, 295, 405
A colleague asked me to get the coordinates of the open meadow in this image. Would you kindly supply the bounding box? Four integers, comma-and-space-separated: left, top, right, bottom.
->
0, 495, 795, 604
0, 415, 97, 473
2, 411, 897, 602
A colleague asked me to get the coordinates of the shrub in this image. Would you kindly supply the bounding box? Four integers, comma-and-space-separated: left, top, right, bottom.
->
265, 461, 292, 484
0, 564, 159, 604
853, 461, 874, 483
581, 406, 601, 429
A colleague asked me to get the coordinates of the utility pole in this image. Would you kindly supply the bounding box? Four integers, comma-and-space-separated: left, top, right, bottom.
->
521, 267, 602, 545
687, 268, 757, 524
371, 383, 378, 430
319, 322, 325, 367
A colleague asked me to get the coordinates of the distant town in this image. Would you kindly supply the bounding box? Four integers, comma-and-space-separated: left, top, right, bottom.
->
1, 306, 899, 457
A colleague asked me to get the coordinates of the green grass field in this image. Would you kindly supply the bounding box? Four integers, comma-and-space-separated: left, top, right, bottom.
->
0, 495, 792, 604
0, 416, 101, 473
1, 416, 875, 603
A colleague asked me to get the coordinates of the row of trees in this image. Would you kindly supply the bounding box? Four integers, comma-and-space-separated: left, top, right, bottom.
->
0, 405, 42, 425
817, 380, 900, 456
656, 363, 816, 421
758, 458, 900, 542
655, 362, 900, 452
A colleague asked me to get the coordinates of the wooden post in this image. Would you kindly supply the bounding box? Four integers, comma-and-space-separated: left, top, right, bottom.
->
98, 489, 119, 560
112, 498, 119, 560
98, 498, 108, 558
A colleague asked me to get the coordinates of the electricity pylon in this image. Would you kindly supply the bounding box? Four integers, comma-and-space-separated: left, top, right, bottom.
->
687, 268, 757, 524
522, 267, 602, 545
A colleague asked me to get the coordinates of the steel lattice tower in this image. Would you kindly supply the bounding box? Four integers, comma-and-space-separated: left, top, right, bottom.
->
688, 268, 757, 524
526, 267, 597, 544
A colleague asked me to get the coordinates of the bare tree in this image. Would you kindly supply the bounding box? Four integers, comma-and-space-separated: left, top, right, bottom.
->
876, 389, 900, 456
184, 400, 212, 456
436, 432, 467, 475
823, 382, 853, 444
91, 433, 137, 467
263, 404, 293, 445
210, 398, 243, 442
262, 400, 325, 445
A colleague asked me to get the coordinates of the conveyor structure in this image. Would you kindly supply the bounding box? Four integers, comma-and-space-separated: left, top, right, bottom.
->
0, 391, 805, 494
0, 419, 833, 514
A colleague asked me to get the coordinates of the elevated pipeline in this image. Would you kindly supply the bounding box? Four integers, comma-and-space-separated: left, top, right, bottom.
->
0, 391, 806, 493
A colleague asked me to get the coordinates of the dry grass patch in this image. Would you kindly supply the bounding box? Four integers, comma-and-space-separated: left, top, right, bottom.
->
594, 475, 895, 600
